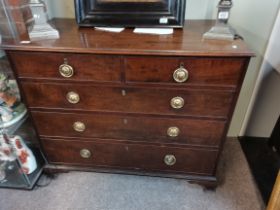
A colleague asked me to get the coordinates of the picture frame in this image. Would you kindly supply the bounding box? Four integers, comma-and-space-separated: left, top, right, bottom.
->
75, 0, 186, 28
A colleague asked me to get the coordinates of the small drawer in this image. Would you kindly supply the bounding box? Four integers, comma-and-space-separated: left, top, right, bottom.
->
32, 111, 226, 147
125, 56, 247, 86
8, 51, 121, 82
22, 82, 234, 118
41, 138, 218, 175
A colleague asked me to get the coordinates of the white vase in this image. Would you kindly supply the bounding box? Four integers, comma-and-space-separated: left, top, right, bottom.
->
9, 136, 37, 174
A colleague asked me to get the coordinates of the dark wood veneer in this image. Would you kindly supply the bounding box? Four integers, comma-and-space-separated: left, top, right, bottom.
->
9, 51, 122, 82
125, 56, 247, 87
31, 111, 226, 147
41, 138, 218, 175
2, 19, 253, 57
1, 19, 254, 188
21, 81, 235, 118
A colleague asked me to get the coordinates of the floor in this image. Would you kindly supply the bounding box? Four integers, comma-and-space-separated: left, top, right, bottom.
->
0, 139, 264, 210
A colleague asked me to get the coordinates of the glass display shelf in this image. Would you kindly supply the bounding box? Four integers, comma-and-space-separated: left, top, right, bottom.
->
0, 147, 45, 190
0, 53, 46, 190
0, 117, 45, 190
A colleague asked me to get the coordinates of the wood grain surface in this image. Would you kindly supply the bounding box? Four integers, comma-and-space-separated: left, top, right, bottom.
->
21, 81, 235, 118
125, 56, 248, 87
1, 19, 254, 57
31, 111, 226, 147
1, 19, 253, 187
41, 138, 218, 175
267, 171, 280, 210
8, 51, 122, 82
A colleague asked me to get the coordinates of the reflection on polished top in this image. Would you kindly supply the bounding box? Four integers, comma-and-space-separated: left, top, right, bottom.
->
0, 19, 254, 57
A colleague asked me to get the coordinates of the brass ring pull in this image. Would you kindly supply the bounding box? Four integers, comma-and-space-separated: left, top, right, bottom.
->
173, 66, 189, 83
164, 154, 176, 166
73, 121, 86, 132
59, 64, 74, 78
80, 149, 91, 159
66, 91, 80, 104
170, 97, 184, 109
167, 127, 180, 137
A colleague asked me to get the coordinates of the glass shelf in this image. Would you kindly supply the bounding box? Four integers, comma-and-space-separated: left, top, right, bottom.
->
0, 115, 46, 189
0, 147, 44, 190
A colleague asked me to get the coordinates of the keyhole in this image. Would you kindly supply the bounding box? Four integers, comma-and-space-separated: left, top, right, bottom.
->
121, 90, 126, 96
64, 58, 68, 64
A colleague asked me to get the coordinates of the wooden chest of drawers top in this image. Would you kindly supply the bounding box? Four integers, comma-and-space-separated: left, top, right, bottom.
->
1, 19, 253, 57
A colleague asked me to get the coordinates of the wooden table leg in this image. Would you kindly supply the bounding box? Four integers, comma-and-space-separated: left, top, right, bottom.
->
267, 171, 280, 210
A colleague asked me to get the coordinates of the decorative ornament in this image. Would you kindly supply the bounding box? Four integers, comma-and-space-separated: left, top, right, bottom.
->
0, 134, 37, 174
28, 0, 59, 40
0, 72, 27, 128
203, 0, 235, 41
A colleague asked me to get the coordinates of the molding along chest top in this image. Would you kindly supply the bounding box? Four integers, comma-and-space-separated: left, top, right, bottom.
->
1, 19, 254, 188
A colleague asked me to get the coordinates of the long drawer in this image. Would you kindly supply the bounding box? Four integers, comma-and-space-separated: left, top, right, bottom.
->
8, 51, 122, 82
41, 138, 218, 175
125, 56, 247, 87
31, 111, 226, 147
22, 82, 234, 118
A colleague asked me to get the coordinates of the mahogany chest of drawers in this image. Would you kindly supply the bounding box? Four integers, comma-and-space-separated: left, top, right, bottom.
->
1, 19, 253, 188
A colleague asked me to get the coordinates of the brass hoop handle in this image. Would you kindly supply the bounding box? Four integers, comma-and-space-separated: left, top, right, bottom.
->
173, 66, 189, 83
167, 127, 180, 137
164, 154, 176, 166
59, 64, 74, 78
80, 149, 91, 159
73, 121, 86, 132
170, 97, 184, 109
66, 91, 80, 104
